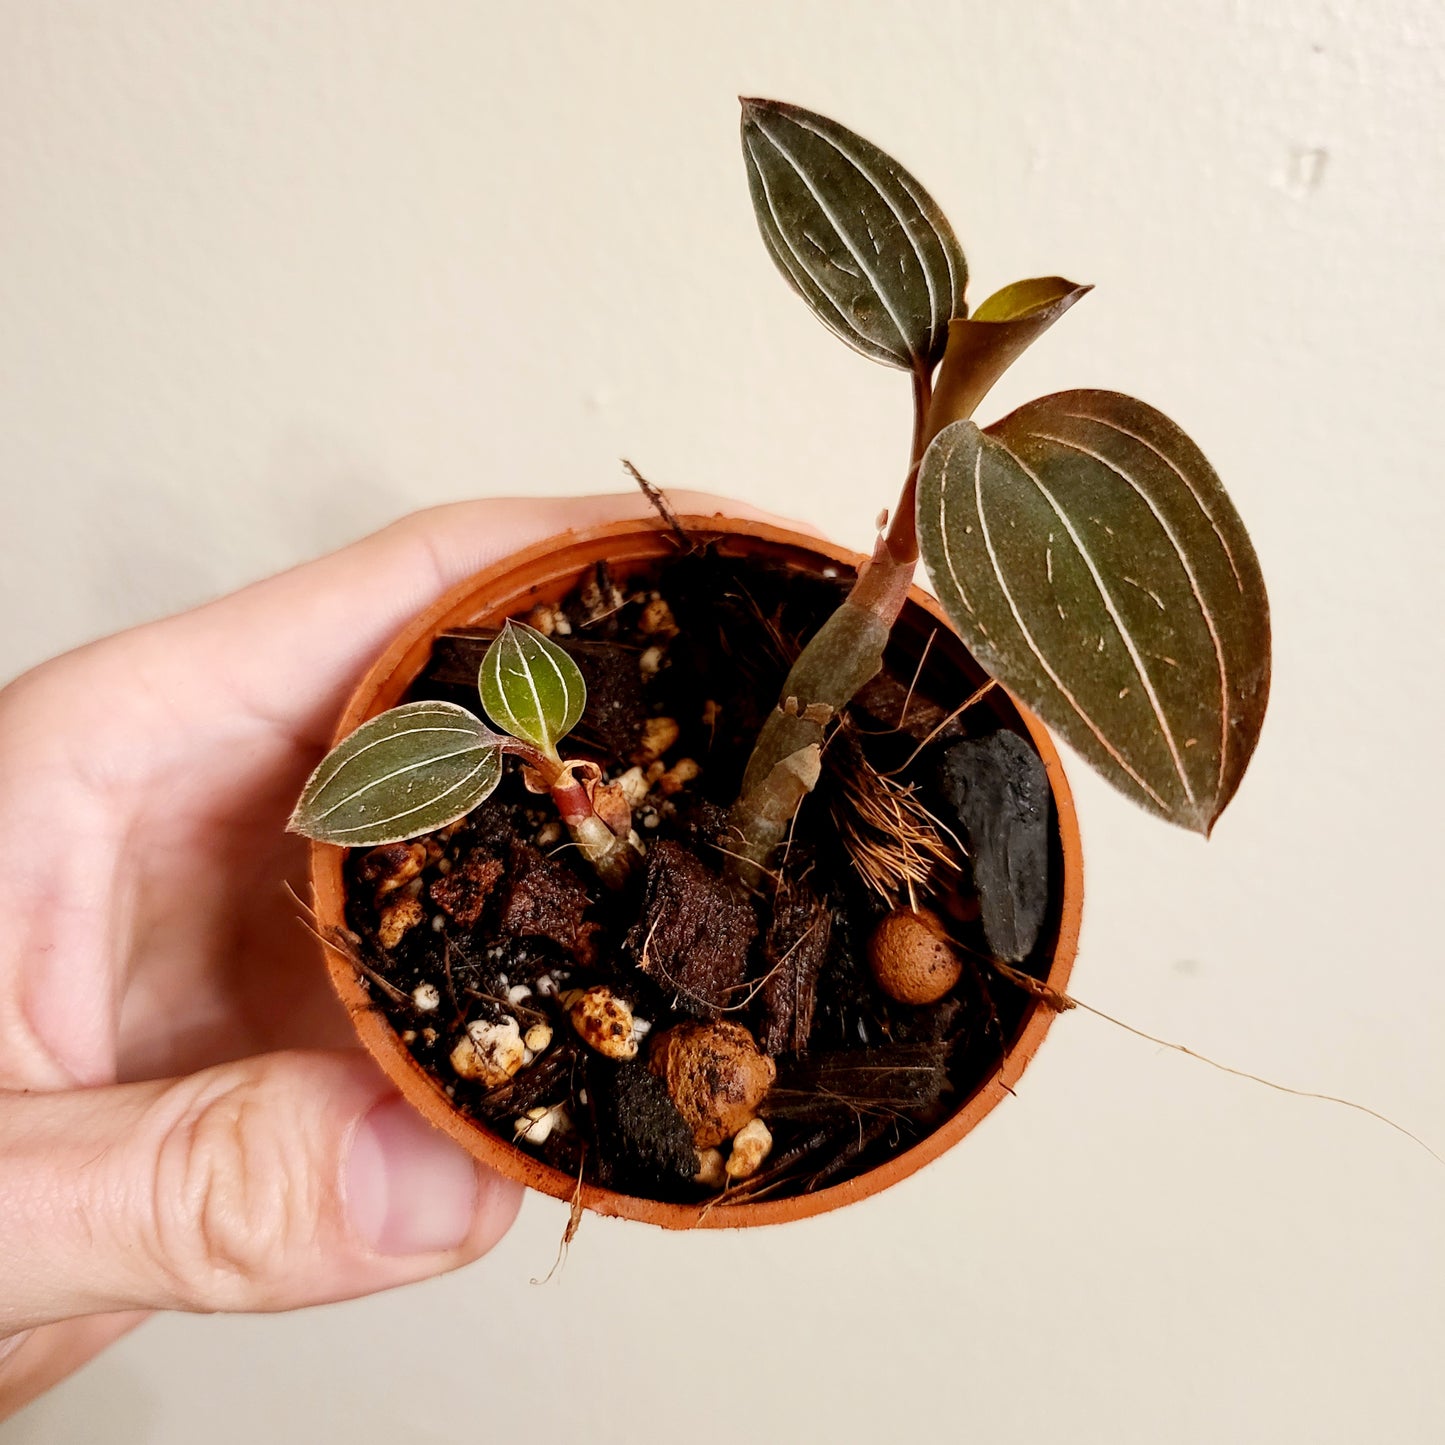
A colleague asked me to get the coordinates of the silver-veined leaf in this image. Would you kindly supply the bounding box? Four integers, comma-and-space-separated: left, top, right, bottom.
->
289, 700, 503, 846
740, 97, 967, 371
479, 619, 586, 757
917, 389, 1270, 835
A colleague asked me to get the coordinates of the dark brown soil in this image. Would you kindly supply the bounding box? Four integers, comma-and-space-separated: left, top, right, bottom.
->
339, 545, 1062, 1204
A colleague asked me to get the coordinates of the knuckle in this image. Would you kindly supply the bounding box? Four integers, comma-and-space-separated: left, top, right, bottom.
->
145, 1065, 323, 1311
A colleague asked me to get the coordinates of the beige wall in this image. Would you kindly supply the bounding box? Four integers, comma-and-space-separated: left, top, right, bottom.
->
4, 3, 1443, 1441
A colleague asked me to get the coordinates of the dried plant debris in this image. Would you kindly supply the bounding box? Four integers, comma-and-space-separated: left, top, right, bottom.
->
824, 725, 961, 906
430, 851, 504, 927
498, 842, 592, 956
626, 839, 758, 1016
765, 1042, 953, 1125
758, 874, 831, 1056
339, 549, 1060, 1205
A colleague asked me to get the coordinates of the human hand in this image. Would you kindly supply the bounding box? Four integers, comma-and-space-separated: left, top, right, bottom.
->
0, 489, 770, 1419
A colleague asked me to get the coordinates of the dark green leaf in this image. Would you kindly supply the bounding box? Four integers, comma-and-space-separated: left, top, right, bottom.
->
740, 97, 967, 371
917, 389, 1271, 834
924, 279, 1091, 437
479, 620, 586, 757
289, 700, 503, 846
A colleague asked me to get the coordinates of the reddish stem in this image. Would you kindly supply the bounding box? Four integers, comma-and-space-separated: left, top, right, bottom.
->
882, 366, 934, 566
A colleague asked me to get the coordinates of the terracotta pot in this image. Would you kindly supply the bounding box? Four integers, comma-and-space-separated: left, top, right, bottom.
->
309, 514, 1082, 1229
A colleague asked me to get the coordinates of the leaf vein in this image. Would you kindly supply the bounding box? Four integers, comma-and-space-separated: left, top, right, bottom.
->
1031, 427, 1230, 804
992, 436, 1196, 808
321, 752, 499, 838
317, 742, 491, 822
744, 132, 888, 363
1059, 407, 1246, 592
752, 115, 915, 363
782, 110, 942, 360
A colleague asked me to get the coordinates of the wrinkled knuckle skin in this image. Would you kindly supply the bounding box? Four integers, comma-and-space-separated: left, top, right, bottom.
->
145, 1065, 323, 1312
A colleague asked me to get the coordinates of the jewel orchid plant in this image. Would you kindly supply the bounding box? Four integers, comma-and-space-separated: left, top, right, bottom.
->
290, 620, 638, 888
291, 99, 1271, 888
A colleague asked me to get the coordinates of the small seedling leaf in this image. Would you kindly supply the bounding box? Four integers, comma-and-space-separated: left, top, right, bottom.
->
289, 700, 503, 846
917, 389, 1271, 834
479, 620, 586, 757
740, 97, 967, 372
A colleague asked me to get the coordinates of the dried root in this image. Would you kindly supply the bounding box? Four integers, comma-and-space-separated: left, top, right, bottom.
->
826, 725, 962, 906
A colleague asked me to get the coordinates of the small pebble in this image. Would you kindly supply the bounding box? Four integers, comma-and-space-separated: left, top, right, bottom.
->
634, 716, 680, 765
694, 1148, 727, 1189
514, 1105, 561, 1145
567, 986, 639, 1061
657, 757, 701, 797
615, 766, 650, 808
638, 598, 677, 636
450, 1017, 526, 1087
523, 604, 557, 636
725, 1118, 774, 1181
377, 895, 425, 950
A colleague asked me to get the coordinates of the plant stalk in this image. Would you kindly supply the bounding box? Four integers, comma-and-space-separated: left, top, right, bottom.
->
726, 365, 936, 888
524, 750, 638, 890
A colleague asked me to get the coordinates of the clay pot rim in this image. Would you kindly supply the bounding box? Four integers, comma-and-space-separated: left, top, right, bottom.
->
309, 513, 1082, 1230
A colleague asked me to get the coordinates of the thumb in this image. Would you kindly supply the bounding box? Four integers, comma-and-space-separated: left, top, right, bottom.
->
0, 1051, 521, 1333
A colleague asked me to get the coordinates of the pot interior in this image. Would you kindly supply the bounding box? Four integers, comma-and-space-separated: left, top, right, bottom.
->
311, 517, 1081, 1229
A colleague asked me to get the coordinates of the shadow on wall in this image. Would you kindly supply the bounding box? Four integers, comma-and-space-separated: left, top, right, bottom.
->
89, 428, 416, 630
3, 1353, 157, 1444
6, 427, 419, 683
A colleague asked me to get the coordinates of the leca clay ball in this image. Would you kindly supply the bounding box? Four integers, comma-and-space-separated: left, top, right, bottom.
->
868, 907, 963, 1005
648, 1020, 776, 1149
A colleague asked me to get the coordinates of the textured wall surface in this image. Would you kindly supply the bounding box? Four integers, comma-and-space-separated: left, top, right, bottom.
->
3, 3, 1443, 1441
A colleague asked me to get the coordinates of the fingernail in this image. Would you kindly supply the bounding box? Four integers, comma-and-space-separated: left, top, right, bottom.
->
346, 1096, 479, 1254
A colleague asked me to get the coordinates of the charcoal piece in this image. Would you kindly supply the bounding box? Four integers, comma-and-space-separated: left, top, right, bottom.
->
498, 842, 591, 956
589, 1058, 699, 1194
625, 840, 757, 1017
759, 878, 832, 1055
938, 730, 1051, 962
430, 851, 505, 927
